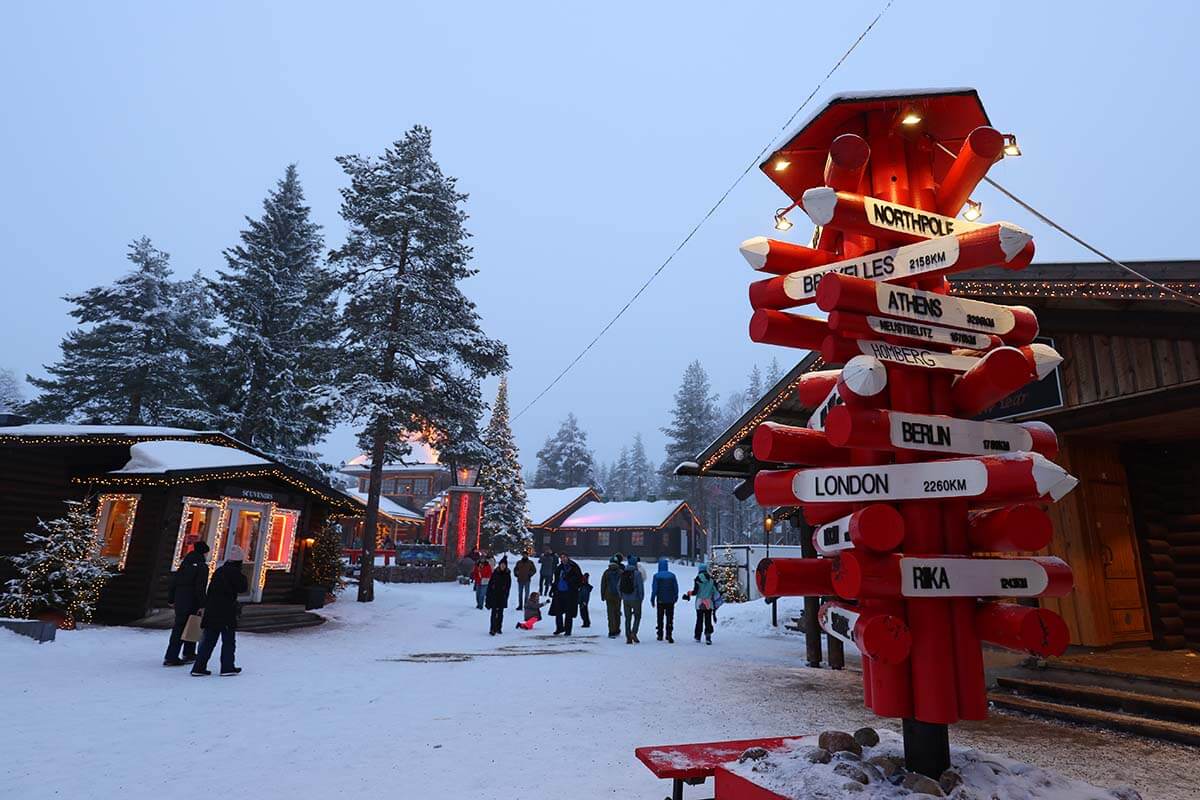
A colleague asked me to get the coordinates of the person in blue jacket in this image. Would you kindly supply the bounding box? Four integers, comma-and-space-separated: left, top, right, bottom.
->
649, 558, 679, 643
618, 554, 645, 644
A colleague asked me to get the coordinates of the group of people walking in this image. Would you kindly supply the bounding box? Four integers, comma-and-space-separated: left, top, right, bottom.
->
162, 540, 249, 676
469, 549, 722, 645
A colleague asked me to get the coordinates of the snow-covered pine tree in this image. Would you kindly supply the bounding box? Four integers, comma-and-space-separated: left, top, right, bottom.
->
332, 126, 508, 602
0, 367, 24, 412
609, 446, 631, 501
533, 435, 561, 488
208, 164, 338, 476
302, 519, 345, 594
25, 238, 217, 425
0, 499, 114, 628
628, 433, 654, 500
660, 360, 720, 517
745, 364, 763, 409
532, 413, 595, 488
765, 357, 784, 387
479, 376, 528, 554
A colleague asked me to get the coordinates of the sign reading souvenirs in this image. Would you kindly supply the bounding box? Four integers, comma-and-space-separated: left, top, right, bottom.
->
732, 90, 1079, 778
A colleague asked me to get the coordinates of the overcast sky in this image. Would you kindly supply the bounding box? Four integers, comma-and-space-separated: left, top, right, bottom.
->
2, 2, 1198, 472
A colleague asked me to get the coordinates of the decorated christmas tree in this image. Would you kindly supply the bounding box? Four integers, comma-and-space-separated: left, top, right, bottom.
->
303, 520, 345, 594
0, 499, 113, 628
479, 376, 529, 553
708, 544, 747, 603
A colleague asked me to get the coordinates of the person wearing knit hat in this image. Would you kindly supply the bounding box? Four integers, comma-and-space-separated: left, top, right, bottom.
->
191, 544, 250, 677
163, 540, 211, 666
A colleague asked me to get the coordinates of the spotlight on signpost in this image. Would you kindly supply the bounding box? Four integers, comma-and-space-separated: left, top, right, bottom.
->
773, 157, 790, 172
773, 208, 794, 232
964, 199, 983, 221
1003, 134, 1022, 157
901, 110, 923, 126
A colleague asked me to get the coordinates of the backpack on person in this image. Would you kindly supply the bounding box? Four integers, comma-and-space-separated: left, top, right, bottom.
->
619, 569, 636, 595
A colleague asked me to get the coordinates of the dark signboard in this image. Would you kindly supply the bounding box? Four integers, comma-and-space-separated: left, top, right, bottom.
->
976, 337, 1064, 421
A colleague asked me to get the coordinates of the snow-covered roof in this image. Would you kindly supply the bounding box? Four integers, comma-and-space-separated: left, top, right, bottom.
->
341, 437, 443, 472
343, 488, 423, 522
112, 441, 270, 474
525, 487, 595, 526
1, 424, 206, 438
560, 499, 689, 529
778, 87, 978, 147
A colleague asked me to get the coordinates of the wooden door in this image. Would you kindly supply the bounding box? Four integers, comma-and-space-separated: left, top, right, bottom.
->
1085, 477, 1151, 641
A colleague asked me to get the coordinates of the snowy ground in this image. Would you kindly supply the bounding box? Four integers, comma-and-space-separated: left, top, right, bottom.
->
1, 559, 1195, 799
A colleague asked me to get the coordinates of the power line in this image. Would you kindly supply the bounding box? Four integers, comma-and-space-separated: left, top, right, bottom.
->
512, 0, 896, 421
933, 140, 1200, 310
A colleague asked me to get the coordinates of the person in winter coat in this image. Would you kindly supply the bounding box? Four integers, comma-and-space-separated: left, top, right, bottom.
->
618, 555, 646, 644
683, 563, 719, 645
471, 558, 493, 610
599, 555, 624, 638
513, 554, 537, 610
548, 553, 583, 635
649, 557, 679, 644
516, 591, 545, 630
191, 545, 250, 676
578, 573, 593, 628
538, 550, 556, 596
485, 557, 513, 635
164, 541, 210, 666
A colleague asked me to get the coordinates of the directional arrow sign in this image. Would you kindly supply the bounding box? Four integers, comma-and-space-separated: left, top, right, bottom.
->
808, 384, 843, 432
813, 504, 905, 555
817, 272, 1039, 346
900, 556, 1073, 598
783, 453, 1077, 505
824, 407, 1059, 459
747, 223, 1034, 310
802, 187, 986, 243
854, 340, 981, 373
829, 311, 998, 351
818, 602, 912, 665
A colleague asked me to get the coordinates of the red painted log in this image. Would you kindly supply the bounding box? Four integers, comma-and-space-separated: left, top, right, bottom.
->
748, 309, 829, 350
812, 503, 905, 555
824, 133, 871, 192
838, 355, 888, 406
739, 236, 838, 275
756, 557, 834, 597
950, 347, 1037, 417
818, 601, 912, 664
797, 370, 840, 408
936, 126, 1005, 216
975, 602, 1070, 657
822, 406, 1059, 459
968, 504, 1054, 552
751, 422, 851, 467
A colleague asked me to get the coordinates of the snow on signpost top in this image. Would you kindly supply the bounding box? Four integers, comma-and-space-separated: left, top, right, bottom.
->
525, 486, 594, 526
112, 441, 270, 474
560, 499, 686, 529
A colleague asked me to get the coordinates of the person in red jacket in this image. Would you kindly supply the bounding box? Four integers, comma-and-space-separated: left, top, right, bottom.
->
471, 558, 493, 610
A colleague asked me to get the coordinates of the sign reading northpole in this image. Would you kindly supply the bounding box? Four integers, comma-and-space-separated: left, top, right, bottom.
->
862, 196, 985, 239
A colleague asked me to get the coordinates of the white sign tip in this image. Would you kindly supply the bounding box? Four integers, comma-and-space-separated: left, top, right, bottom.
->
739, 236, 770, 269
802, 187, 837, 226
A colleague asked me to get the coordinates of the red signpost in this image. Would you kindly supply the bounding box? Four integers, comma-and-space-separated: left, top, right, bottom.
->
742, 89, 1076, 781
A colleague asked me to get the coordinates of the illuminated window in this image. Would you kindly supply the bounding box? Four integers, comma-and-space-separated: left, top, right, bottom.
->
265, 509, 300, 571
96, 494, 140, 570
631, 532, 644, 547
562, 533, 577, 547
172, 497, 222, 570
596, 532, 610, 547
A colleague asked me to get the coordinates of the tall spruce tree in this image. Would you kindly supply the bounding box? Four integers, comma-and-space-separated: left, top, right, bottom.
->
628, 433, 654, 500
26, 238, 216, 425
608, 445, 631, 501
532, 413, 595, 488
209, 164, 338, 474
660, 360, 720, 516
479, 376, 528, 553
0, 367, 24, 413
332, 126, 508, 601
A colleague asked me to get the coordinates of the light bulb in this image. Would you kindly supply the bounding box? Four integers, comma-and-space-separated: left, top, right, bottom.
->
901, 111, 922, 126
964, 200, 983, 222
1003, 134, 1022, 157
773, 157, 790, 172
774, 211, 793, 232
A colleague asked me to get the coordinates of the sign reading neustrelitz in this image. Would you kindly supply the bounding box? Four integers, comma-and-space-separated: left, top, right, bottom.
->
899, 556, 1051, 598
792, 460, 989, 502
866, 316, 993, 350
887, 411, 1034, 456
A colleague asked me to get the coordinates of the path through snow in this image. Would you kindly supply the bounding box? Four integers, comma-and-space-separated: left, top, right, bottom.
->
1, 559, 1194, 799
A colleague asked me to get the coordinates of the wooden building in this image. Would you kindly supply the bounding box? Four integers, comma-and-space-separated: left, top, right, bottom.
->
0, 424, 358, 623
685, 258, 1200, 652
333, 489, 424, 550
547, 499, 707, 561
526, 486, 600, 553
339, 444, 451, 520
952, 259, 1200, 650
